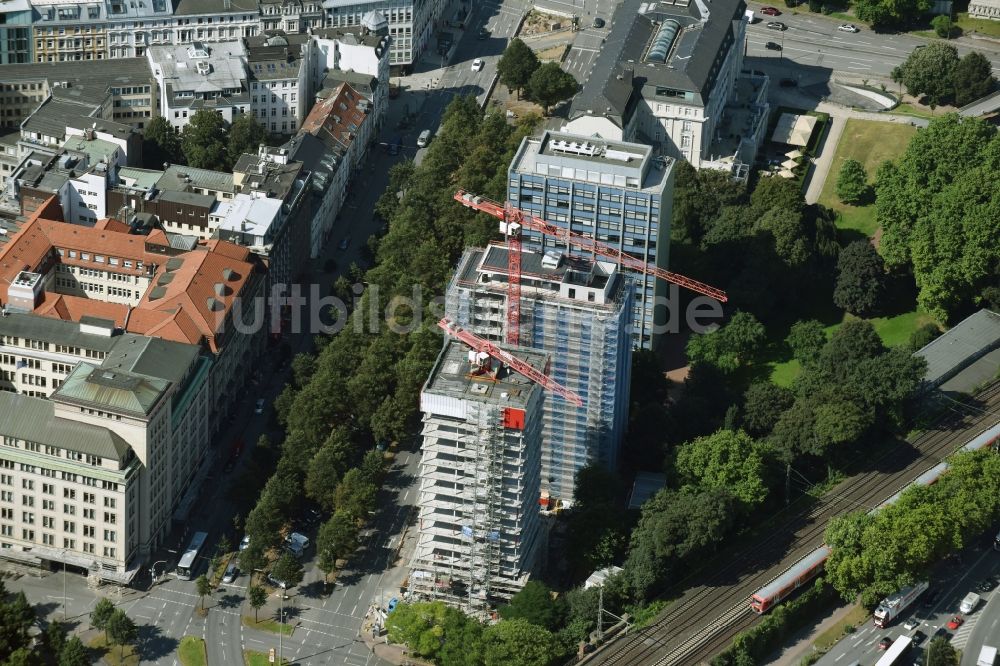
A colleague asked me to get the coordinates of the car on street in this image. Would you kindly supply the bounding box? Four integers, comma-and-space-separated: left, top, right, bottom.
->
592, 17, 605, 28
878, 637, 893, 650
387, 597, 399, 613
934, 626, 951, 640
765, 41, 782, 50
911, 630, 927, 646
903, 618, 918, 631
239, 535, 251, 551
978, 577, 997, 592
838, 23, 860, 32
338, 236, 351, 250
477, 28, 490, 40
946, 615, 964, 630
222, 564, 240, 584
766, 21, 786, 30
760, 6, 781, 15
254, 398, 265, 414
922, 589, 940, 608
471, 58, 485, 72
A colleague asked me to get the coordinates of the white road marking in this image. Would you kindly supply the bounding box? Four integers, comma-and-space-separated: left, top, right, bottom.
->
835, 653, 845, 661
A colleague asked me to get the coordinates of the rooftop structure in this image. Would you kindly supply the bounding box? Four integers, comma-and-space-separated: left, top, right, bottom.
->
508, 130, 674, 349
409, 338, 547, 612
320, 0, 444, 70
447, 244, 633, 503
564, 0, 768, 176
915, 309, 1000, 389
147, 41, 250, 129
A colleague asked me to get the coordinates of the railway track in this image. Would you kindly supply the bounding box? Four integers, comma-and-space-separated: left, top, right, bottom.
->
586, 380, 1000, 666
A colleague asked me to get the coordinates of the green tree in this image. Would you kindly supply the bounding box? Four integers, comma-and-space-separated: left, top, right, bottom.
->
527, 62, 577, 115
305, 428, 354, 511
58, 636, 90, 666
45, 620, 66, 657
291, 353, 317, 389
316, 510, 359, 577
271, 553, 304, 590
835, 159, 870, 205
927, 637, 958, 666
931, 14, 953, 38
3, 648, 37, 666
386, 601, 453, 659
0, 591, 35, 656
247, 586, 268, 622
334, 468, 378, 522
741, 382, 795, 437
90, 597, 115, 641
833, 240, 886, 316
358, 448, 385, 485
499, 581, 565, 628
482, 618, 562, 666
227, 114, 267, 165
891, 43, 960, 106
497, 39, 540, 99
686, 311, 766, 373
952, 51, 996, 107
785, 320, 827, 367
670, 161, 746, 244
908, 322, 941, 351
142, 115, 183, 168
181, 110, 229, 170
239, 544, 266, 583
674, 429, 769, 506
106, 609, 137, 660
195, 575, 212, 610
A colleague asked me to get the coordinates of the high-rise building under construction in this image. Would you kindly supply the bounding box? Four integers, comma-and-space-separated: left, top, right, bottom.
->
408, 338, 547, 611
446, 244, 633, 503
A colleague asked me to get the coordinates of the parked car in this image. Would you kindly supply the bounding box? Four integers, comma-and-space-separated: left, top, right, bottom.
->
222, 564, 240, 584
911, 630, 927, 646
338, 236, 351, 250
471, 58, 485, 72
592, 17, 605, 28
959, 592, 980, 613
766, 21, 786, 30
838, 23, 860, 32
765, 41, 782, 50
903, 618, 918, 631
878, 636, 893, 650
760, 6, 781, 15
268, 573, 288, 589
946, 615, 964, 630
239, 535, 251, 551
417, 129, 432, 148
285, 532, 310, 558
978, 578, 997, 593
477, 28, 490, 40
254, 398, 265, 414
387, 597, 399, 613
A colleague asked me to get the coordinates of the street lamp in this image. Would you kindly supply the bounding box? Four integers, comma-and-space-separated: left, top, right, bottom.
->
149, 560, 167, 589
61, 552, 67, 621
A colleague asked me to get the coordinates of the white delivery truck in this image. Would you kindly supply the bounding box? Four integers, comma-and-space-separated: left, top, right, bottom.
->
978, 645, 997, 666
960, 592, 981, 614
873, 581, 929, 628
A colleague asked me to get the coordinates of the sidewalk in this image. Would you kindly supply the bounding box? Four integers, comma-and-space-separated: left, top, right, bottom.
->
764, 603, 859, 666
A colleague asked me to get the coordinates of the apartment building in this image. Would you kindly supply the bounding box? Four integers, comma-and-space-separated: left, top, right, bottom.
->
246, 32, 311, 134
564, 0, 768, 178
322, 0, 444, 71
0, 198, 267, 426
0, 0, 32, 64
259, 0, 323, 32
409, 338, 546, 612
507, 130, 675, 349
310, 26, 390, 129
0, 311, 212, 581
147, 41, 251, 130
29, 0, 110, 62
447, 245, 633, 503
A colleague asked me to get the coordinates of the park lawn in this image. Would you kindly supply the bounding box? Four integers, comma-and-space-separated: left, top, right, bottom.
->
242, 615, 294, 636
892, 102, 937, 120
955, 11, 1000, 38
244, 650, 289, 666
178, 636, 208, 666
769, 358, 802, 388
818, 119, 918, 240
88, 635, 140, 666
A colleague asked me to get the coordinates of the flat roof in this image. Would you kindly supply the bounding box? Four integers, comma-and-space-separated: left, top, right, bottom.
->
117, 167, 163, 191
423, 338, 547, 409
53, 362, 170, 417
916, 309, 1000, 387
0, 311, 119, 352
157, 164, 235, 194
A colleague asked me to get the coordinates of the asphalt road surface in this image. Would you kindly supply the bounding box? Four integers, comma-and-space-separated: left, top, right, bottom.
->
816, 539, 1000, 666
745, 3, 1000, 78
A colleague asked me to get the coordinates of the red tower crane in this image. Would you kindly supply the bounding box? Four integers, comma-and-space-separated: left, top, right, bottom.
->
437, 318, 584, 407
454, 190, 728, 345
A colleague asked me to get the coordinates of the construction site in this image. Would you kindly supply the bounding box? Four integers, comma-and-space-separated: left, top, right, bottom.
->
446, 244, 633, 504
408, 336, 549, 613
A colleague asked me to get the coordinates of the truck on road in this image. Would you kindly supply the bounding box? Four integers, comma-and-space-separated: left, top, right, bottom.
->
874, 581, 929, 628
978, 645, 997, 666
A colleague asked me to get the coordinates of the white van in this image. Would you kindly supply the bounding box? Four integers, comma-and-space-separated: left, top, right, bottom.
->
417, 130, 431, 147
960, 592, 981, 614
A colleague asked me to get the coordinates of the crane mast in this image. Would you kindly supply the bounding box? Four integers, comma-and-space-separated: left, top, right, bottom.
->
455, 190, 728, 303
437, 318, 584, 407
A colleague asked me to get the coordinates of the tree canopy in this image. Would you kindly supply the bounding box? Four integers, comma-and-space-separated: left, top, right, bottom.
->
527, 62, 577, 115
497, 39, 540, 98
674, 429, 769, 507
685, 311, 766, 373
833, 240, 886, 316
891, 43, 960, 107
228, 114, 268, 166
182, 110, 229, 170
835, 159, 870, 205
142, 116, 184, 168
952, 51, 996, 107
